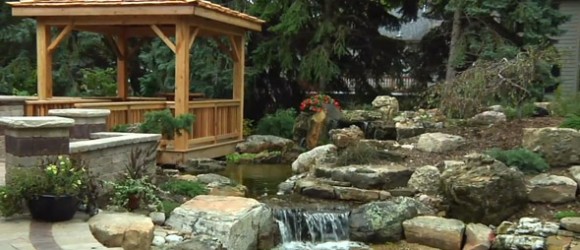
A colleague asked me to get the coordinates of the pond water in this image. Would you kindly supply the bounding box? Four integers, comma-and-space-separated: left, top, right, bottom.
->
218, 164, 293, 198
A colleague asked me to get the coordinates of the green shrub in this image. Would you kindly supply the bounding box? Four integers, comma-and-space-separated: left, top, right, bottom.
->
111, 124, 130, 132
161, 200, 181, 217
486, 148, 549, 174
337, 143, 380, 165
139, 109, 195, 139
243, 119, 254, 138
503, 102, 537, 120
554, 210, 580, 220
226, 152, 257, 164
559, 115, 580, 130
160, 180, 208, 198
255, 108, 297, 139
552, 87, 580, 117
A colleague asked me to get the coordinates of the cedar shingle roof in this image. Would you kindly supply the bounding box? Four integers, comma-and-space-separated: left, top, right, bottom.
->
9, 0, 265, 24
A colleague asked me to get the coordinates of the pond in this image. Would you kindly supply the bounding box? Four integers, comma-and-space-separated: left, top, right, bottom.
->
218, 164, 293, 198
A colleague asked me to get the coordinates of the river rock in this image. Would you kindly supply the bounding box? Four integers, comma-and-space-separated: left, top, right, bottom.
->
441, 153, 528, 225
403, 216, 465, 250
491, 235, 545, 250
165, 195, 279, 250
88, 212, 154, 250
417, 132, 466, 153
522, 127, 580, 167
463, 223, 492, 250
314, 164, 413, 190
561, 217, 580, 233
407, 165, 441, 195
235, 135, 294, 154
292, 144, 337, 174
528, 174, 577, 204
329, 125, 364, 148
179, 158, 226, 175
470, 111, 506, 125
349, 197, 434, 243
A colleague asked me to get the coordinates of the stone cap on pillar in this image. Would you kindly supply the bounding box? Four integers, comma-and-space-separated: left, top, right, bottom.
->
47, 109, 111, 118
0, 116, 74, 128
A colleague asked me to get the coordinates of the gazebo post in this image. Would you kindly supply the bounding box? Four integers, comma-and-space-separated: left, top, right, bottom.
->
174, 19, 192, 151
36, 21, 52, 100
231, 35, 245, 140
116, 33, 129, 100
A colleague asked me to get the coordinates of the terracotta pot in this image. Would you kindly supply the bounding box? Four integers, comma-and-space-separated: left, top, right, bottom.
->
127, 194, 141, 211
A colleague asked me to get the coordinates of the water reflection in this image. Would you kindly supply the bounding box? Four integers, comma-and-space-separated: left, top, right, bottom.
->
218, 164, 293, 198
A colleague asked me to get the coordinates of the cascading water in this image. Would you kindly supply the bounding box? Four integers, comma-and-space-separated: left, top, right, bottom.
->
273, 208, 370, 250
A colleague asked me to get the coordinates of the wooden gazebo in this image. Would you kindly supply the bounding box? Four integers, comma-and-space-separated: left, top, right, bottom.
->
8, 0, 264, 164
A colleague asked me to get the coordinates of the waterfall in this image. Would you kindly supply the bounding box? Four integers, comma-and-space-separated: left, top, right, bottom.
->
274, 208, 350, 243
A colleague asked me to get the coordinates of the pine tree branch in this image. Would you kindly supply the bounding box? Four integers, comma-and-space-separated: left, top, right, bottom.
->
478, 16, 524, 47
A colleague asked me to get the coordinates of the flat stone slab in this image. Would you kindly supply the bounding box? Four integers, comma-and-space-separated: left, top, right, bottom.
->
48, 109, 111, 118
0, 116, 74, 128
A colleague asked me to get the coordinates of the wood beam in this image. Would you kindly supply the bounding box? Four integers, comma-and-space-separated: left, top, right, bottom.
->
187, 16, 246, 37
193, 7, 262, 32
47, 24, 73, 53
231, 35, 245, 140
41, 16, 179, 26
188, 27, 199, 50
36, 22, 52, 100
115, 33, 129, 100
151, 24, 176, 53
174, 19, 192, 151
228, 35, 241, 62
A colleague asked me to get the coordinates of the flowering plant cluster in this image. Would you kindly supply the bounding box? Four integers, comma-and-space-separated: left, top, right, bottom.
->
0, 156, 89, 217
299, 94, 341, 113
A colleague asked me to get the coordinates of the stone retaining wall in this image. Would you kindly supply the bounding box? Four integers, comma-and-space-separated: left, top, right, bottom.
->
0, 96, 32, 136
70, 132, 160, 181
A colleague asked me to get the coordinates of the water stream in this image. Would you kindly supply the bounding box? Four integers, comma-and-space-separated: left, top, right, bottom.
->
219, 164, 370, 249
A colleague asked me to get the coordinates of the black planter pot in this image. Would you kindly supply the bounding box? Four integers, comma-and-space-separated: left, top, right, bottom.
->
27, 195, 79, 222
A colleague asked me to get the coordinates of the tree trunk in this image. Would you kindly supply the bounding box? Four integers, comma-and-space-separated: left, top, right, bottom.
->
445, 5, 463, 82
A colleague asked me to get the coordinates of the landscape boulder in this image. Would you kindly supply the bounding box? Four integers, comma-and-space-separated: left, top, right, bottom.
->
165, 195, 279, 250
349, 197, 434, 243
88, 212, 154, 250
470, 111, 506, 125
235, 135, 294, 154
291, 144, 337, 173
402, 216, 465, 250
528, 174, 577, 204
407, 165, 441, 195
179, 158, 226, 175
522, 127, 580, 167
440, 153, 528, 225
372, 95, 399, 120
463, 223, 492, 250
416, 132, 466, 153
314, 164, 413, 190
328, 125, 364, 148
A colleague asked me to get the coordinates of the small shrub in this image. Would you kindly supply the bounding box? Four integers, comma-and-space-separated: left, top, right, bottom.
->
559, 115, 580, 130
552, 87, 580, 117
337, 143, 381, 166
139, 109, 195, 139
111, 124, 130, 132
243, 119, 254, 138
486, 148, 549, 174
554, 210, 580, 220
503, 102, 537, 120
160, 180, 208, 198
161, 200, 181, 217
255, 108, 297, 139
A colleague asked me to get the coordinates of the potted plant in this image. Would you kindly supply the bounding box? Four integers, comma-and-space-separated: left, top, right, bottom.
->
0, 156, 88, 222
139, 109, 195, 149
106, 175, 162, 212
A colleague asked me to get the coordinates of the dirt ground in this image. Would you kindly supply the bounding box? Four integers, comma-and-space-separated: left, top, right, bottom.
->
393, 116, 580, 222
397, 116, 564, 168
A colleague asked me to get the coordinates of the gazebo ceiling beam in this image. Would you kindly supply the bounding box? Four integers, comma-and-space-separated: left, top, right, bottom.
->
228, 35, 241, 62
151, 24, 176, 53
212, 37, 238, 62
14, 6, 196, 17
189, 27, 200, 50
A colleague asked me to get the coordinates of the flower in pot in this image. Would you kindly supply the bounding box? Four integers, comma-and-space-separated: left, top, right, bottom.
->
0, 156, 88, 222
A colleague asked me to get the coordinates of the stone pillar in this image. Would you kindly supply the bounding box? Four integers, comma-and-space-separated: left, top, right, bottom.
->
48, 109, 110, 139
0, 116, 74, 182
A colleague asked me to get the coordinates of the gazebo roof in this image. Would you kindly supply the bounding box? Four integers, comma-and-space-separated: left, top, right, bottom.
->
9, 0, 265, 31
